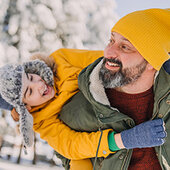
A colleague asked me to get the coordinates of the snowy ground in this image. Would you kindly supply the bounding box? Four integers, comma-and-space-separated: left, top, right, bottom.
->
0, 159, 64, 170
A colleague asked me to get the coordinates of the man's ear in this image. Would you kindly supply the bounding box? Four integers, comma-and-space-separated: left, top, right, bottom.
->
146, 63, 155, 71
25, 104, 32, 111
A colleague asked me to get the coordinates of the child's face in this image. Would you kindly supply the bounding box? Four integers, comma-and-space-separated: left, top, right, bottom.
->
22, 73, 55, 107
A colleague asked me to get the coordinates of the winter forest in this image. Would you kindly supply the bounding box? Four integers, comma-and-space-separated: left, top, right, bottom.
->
0, 0, 119, 169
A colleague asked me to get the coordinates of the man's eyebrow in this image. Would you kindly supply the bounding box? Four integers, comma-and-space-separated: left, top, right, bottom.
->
24, 73, 29, 99
122, 38, 130, 42
111, 32, 114, 37
111, 32, 130, 42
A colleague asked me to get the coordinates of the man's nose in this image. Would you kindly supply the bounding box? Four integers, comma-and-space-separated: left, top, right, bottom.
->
105, 45, 119, 59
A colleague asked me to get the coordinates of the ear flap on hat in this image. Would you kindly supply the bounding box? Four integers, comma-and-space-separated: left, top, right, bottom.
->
23, 59, 54, 86
18, 105, 34, 147
0, 64, 34, 147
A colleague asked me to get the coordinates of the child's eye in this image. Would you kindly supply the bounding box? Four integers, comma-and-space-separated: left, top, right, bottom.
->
29, 88, 32, 96
30, 75, 33, 81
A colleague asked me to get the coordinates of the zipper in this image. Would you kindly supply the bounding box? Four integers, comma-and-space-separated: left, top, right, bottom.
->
152, 90, 170, 120
121, 150, 132, 170
93, 127, 103, 170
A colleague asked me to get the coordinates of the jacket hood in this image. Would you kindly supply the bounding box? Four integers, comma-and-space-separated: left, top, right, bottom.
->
78, 57, 121, 119
153, 66, 170, 119
78, 57, 110, 105
154, 67, 170, 98
78, 57, 109, 105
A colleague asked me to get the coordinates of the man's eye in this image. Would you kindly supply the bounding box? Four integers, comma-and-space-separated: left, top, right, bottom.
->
122, 45, 128, 49
121, 45, 130, 51
109, 39, 114, 43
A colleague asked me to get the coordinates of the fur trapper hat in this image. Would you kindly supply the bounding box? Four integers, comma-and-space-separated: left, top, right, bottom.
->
0, 59, 54, 147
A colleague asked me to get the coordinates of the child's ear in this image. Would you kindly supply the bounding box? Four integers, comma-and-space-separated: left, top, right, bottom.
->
25, 104, 32, 111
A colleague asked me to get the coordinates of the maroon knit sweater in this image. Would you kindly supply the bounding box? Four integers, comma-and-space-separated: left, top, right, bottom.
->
105, 87, 162, 170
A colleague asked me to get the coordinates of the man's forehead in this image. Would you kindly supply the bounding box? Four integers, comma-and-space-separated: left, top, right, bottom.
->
111, 32, 130, 42
110, 32, 141, 53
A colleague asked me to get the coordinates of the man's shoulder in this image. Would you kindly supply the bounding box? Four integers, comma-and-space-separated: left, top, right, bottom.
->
154, 64, 170, 98
163, 59, 170, 74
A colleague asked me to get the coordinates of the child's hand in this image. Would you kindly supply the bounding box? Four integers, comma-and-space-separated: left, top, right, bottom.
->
11, 105, 31, 122
11, 108, 19, 121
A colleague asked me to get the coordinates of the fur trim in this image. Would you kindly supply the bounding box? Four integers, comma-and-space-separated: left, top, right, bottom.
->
18, 104, 34, 147
89, 59, 110, 106
30, 54, 58, 79
0, 64, 23, 107
23, 59, 54, 87
29, 54, 58, 89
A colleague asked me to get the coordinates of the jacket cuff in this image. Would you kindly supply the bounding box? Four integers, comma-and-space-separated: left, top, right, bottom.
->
98, 129, 115, 158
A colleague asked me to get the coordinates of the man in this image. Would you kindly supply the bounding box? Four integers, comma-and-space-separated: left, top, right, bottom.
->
59, 8, 170, 169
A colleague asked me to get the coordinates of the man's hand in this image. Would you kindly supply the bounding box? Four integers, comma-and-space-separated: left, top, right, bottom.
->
120, 119, 167, 149
11, 108, 19, 122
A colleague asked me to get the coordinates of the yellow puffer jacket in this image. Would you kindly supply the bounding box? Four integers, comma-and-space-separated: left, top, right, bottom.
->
31, 48, 113, 160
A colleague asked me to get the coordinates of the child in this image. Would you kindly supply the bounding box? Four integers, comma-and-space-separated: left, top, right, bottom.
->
0, 49, 114, 170
0, 48, 166, 170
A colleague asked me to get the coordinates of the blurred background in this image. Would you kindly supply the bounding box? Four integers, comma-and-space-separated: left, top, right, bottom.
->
0, 0, 169, 169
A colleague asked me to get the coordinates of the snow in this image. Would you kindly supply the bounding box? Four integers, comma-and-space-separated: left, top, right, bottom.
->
0, 44, 6, 66
6, 46, 19, 63
0, 159, 64, 170
8, 15, 19, 35
34, 4, 57, 30
0, 0, 119, 63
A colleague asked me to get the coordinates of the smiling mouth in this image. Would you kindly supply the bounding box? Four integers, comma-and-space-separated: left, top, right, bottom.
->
107, 61, 120, 67
42, 84, 51, 96
105, 61, 120, 69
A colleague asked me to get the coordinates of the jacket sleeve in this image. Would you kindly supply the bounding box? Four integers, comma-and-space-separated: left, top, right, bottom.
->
33, 48, 113, 160
50, 48, 104, 69
33, 116, 114, 160
0, 93, 13, 111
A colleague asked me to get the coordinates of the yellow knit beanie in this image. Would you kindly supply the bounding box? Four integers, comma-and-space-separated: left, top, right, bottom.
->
112, 8, 170, 70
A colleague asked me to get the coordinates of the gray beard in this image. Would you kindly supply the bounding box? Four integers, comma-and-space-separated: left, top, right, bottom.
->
99, 59, 147, 88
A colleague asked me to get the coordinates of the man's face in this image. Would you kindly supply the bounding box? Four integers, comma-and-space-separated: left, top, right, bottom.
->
99, 32, 147, 88
22, 73, 55, 107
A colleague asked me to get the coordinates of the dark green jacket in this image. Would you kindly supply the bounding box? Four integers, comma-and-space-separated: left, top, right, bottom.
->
60, 57, 170, 170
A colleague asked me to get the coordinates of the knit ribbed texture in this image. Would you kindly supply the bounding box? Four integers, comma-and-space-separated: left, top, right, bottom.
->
112, 8, 170, 70
121, 119, 166, 149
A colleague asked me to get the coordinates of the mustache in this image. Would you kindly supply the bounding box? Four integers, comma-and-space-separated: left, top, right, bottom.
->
104, 58, 122, 67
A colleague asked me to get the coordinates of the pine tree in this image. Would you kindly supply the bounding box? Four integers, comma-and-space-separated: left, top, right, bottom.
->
0, 0, 119, 64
